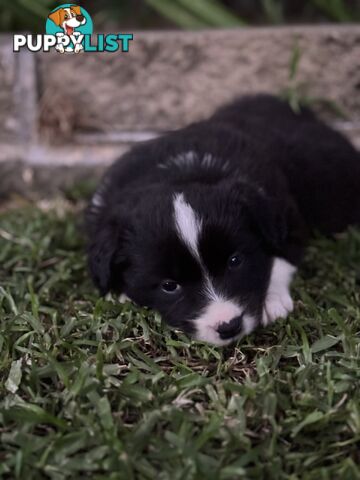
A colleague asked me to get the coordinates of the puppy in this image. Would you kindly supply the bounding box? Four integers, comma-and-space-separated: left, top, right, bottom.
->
86, 95, 360, 346
48, 5, 86, 53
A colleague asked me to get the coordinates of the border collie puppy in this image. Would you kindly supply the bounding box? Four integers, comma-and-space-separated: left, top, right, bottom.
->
86, 95, 360, 346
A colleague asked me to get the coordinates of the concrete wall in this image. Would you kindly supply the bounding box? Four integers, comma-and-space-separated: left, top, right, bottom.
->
0, 36, 18, 144
1, 26, 360, 196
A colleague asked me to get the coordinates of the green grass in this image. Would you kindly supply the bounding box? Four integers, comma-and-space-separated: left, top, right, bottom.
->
0, 203, 360, 480
2, 0, 359, 32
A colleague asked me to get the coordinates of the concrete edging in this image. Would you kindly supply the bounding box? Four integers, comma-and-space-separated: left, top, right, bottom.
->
1, 25, 360, 196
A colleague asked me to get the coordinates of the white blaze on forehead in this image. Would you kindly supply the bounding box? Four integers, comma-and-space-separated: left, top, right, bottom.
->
173, 193, 220, 302
172, 192, 257, 346
203, 276, 222, 303
173, 193, 202, 258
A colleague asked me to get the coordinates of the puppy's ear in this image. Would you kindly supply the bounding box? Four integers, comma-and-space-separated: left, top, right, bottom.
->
48, 9, 62, 26
246, 190, 287, 250
87, 216, 129, 295
71, 6, 82, 15
228, 181, 287, 250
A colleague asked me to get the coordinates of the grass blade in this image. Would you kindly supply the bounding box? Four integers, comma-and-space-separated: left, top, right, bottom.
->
144, 0, 209, 28
177, 0, 246, 27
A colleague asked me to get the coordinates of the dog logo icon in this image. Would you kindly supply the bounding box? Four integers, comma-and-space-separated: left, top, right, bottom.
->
46, 4, 93, 53
14, 5, 133, 54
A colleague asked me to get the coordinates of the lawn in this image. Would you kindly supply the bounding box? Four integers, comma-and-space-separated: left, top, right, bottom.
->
0, 201, 359, 479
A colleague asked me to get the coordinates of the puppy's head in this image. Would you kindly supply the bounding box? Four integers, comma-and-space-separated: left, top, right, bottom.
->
87, 180, 286, 346
48, 6, 86, 34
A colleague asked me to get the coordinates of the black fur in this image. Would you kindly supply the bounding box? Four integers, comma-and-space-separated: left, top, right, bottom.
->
86, 94, 360, 341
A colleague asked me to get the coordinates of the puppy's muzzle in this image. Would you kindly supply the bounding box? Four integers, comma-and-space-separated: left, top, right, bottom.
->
217, 314, 243, 340
76, 14, 85, 22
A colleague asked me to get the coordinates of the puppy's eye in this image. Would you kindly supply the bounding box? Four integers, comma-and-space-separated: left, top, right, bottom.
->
64, 14, 69, 19
161, 280, 180, 293
228, 254, 242, 270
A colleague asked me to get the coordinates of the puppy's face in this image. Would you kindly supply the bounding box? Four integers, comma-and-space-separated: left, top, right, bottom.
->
88, 181, 285, 345
48, 6, 86, 34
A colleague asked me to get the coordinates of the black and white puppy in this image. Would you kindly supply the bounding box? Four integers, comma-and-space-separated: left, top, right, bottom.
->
86, 95, 360, 346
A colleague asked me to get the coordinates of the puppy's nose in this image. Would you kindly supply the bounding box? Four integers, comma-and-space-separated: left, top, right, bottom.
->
76, 14, 85, 22
217, 315, 243, 340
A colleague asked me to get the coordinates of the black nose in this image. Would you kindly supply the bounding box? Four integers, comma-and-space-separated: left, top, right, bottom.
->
76, 14, 85, 22
217, 315, 243, 340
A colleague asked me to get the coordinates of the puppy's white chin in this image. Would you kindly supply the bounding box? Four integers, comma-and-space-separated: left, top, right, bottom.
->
194, 330, 240, 346
194, 313, 257, 346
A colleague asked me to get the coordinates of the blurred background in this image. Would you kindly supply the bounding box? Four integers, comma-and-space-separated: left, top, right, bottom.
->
1, 0, 359, 32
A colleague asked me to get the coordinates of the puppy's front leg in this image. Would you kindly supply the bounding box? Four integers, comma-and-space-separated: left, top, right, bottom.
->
55, 44, 65, 54
74, 43, 83, 53
262, 257, 297, 326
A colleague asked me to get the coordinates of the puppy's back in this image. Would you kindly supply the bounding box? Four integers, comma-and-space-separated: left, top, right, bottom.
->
212, 94, 360, 234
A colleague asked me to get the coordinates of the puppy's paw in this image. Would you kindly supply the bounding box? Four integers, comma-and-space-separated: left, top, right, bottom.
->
74, 43, 83, 54
55, 44, 65, 54
118, 293, 131, 304
262, 291, 293, 326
